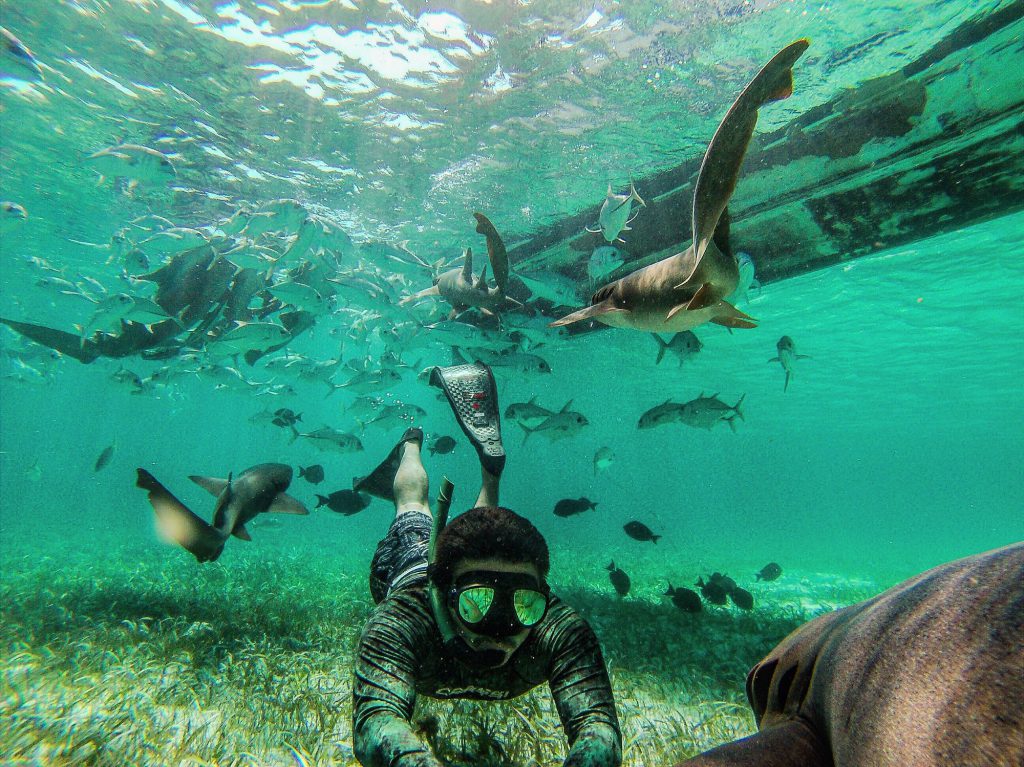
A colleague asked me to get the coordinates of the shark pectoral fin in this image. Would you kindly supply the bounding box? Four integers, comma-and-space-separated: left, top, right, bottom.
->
585, 224, 602, 234
267, 492, 310, 515
710, 301, 758, 329
547, 300, 624, 328
188, 475, 230, 496
685, 283, 717, 311
665, 303, 690, 321
136, 469, 226, 563
675, 719, 830, 767
232, 524, 252, 541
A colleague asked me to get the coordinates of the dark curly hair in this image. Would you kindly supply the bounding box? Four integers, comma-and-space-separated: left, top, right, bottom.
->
430, 506, 549, 589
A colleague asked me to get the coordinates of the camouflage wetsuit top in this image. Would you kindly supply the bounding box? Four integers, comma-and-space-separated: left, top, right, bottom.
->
352, 582, 622, 767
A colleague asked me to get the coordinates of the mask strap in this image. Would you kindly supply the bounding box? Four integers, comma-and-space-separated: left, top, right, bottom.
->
428, 477, 458, 645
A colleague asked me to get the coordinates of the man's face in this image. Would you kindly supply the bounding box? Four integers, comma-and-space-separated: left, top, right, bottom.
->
449, 557, 542, 668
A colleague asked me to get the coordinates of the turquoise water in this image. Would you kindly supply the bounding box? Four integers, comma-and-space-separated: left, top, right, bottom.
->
3, 212, 1022, 581
1, 1, 1023, 764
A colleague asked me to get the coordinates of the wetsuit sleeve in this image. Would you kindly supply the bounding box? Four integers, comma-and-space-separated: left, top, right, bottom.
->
352, 598, 443, 767
543, 605, 622, 767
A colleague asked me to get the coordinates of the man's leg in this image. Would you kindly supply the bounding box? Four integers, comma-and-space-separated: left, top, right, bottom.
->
394, 435, 432, 519
361, 428, 432, 603
475, 466, 499, 508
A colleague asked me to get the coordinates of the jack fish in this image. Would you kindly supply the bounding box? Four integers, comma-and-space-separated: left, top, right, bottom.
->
588, 183, 646, 243
769, 335, 810, 392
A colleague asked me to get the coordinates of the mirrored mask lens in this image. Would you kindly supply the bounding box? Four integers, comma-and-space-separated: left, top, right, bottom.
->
513, 589, 547, 626
457, 586, 494, 624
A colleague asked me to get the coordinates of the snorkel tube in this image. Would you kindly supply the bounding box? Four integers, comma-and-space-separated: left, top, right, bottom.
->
428, 477, 459, 645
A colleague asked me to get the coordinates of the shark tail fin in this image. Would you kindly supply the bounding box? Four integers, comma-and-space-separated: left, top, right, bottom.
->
136, 468, 226, 563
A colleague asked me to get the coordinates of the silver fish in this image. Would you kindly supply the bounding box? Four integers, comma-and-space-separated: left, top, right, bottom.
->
587, 182, 645, 243
86, 144, 176, 185
593, 447, 615, 475
515, 272, 581, 307
293, 427, 364, 454
588, 245, 625, 281
268, 281, 326, 313
504, 396, 554, 430
519, 400, 589, 443
205, 322, 290, 357
0, 201, 28, 233
330, 368, 402, 396
652, 331, 703, 366
357, 402, 427, 432
639, 393, 745, 432
769, 335, 811, 392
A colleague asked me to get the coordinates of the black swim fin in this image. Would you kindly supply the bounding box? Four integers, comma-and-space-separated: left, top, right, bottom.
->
353, 427, 424, 501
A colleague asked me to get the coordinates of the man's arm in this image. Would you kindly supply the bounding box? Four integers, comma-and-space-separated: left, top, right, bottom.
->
543, 602, 623, 767
352, 597, 444, 767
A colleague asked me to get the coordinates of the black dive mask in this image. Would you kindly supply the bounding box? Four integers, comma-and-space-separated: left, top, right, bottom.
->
447, 570, 550, 639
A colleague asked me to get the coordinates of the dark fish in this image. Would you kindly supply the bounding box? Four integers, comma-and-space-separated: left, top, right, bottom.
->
696, 575, 730, 605
756, 562, 783, 581
554, 497, 597, 517
298, 464, 325, 484
94, 443, 115, 472
273, 408, 302, 427
665, 583, 702, 613
623, 520, 660, 543
712, 572, 738, 593
316, 489, 371, 516
677, 393, 744, 432
429, 435, 457, 455
607, 561, 630, 596
730, 587, 754, 610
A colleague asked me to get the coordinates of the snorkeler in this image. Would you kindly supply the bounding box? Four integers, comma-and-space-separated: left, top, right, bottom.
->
351, 361, 622, 767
